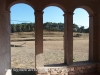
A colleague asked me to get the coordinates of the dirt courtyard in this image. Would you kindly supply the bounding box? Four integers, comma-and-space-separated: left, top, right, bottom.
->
11, 39, 89, 69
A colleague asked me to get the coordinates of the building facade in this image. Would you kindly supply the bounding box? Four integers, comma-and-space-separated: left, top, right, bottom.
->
0, 0, 100, 75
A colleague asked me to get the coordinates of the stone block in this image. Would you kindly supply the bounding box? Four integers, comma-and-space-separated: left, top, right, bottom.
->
68, 72, 75, 75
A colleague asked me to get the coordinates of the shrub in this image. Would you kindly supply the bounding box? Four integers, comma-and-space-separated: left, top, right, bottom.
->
73, 34, 82, 37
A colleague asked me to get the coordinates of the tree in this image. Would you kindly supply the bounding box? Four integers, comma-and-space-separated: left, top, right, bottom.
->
16, 24, 21, 32
11, 24, 15, 33
79, 26, 84, 33
73, 24, 79, 32
84, 27, 89, 33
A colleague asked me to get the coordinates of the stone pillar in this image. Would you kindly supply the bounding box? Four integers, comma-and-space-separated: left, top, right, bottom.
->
64, 12, 73, 65
91, 14, 100, 62
98, 14, 100, 62
0, 1, 11, 75
34, 10, 44, 68
89, 14, 94, 61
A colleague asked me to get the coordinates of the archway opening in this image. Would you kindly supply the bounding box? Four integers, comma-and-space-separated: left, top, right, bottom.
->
43, 6, 64, 66
73, 8, 89, 62
10, 3, 35, 69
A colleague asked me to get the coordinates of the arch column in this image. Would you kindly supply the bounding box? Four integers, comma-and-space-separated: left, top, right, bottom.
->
97, 13, 100, 62
89, 14, 94, 61
34, 10, 44, 68
0, 1, 11, 75
93, 14, 100, 62
64, 12, 73, 65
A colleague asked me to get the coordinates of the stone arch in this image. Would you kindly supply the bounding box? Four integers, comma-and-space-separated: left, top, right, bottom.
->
43, 3, 65, 65
7, 0, 35, 11
73, 6, 94, 15
43, 3, 66, 13
73, 5, 94, 62
9, 1, 36, 68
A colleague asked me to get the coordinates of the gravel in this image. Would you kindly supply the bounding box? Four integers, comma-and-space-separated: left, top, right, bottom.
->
11, 40, 89, 69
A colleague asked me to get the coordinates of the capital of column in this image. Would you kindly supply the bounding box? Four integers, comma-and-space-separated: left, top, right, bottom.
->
89, 13, 100, 17
63, 12, 74, 16
89, 14, 96, 17
6, 9, 11, 13
34, 10, 44, 15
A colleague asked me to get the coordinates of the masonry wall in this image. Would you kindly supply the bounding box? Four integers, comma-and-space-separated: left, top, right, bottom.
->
37, 63, 97, 75
0, 0, 100, 75
0, 0, 11, 75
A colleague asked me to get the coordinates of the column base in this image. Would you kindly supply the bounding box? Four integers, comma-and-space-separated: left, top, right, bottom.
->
36, 53, 44, 68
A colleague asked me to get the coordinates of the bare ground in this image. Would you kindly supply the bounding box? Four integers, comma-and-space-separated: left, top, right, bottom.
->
11, 39, 89, 69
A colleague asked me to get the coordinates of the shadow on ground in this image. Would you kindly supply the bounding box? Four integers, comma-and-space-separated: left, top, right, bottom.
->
44, 61, 91, 67
44, 63, 67, 67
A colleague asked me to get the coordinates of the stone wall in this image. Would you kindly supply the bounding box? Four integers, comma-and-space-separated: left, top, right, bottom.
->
37, 63, 97, 75
0, 1, 11, 75
68, 64, 96, 75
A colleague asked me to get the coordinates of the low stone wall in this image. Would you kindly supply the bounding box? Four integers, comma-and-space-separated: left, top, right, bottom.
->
36, 63, 97, 75
68, 64, 96, 75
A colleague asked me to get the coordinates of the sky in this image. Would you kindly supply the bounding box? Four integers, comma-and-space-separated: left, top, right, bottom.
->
10, 3, 89, 28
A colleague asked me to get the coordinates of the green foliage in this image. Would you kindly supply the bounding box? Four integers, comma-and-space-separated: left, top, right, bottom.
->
11, 23, 35, 33
84, 28, 89, 33
11, 22, 89, 33
79, 26, 84, 33
43, 22, 64, 31
73, 23, 79, 32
